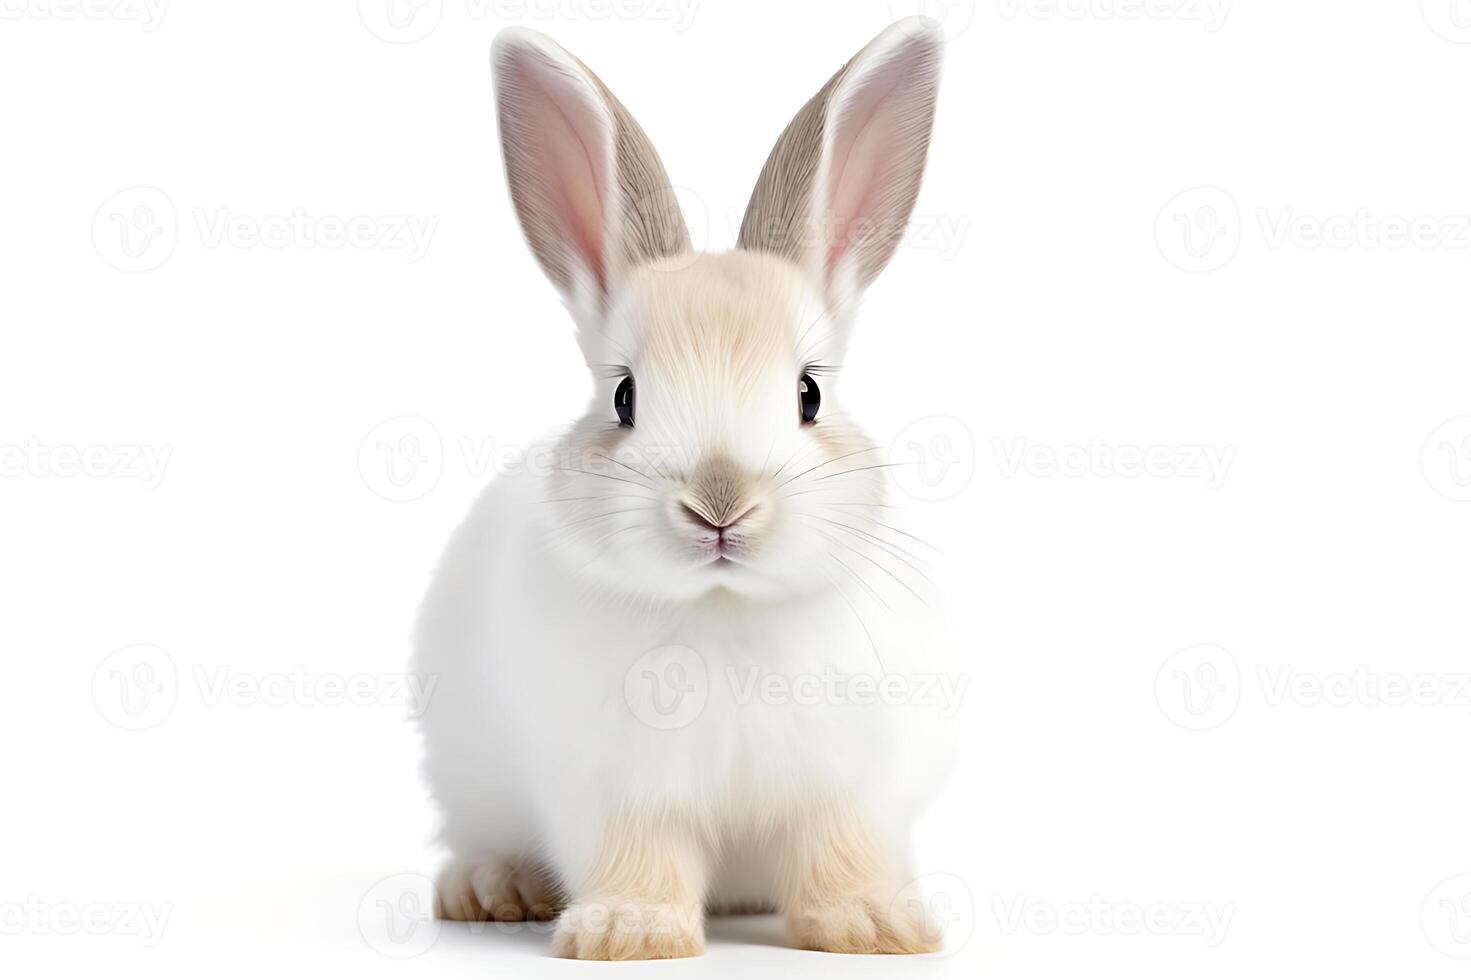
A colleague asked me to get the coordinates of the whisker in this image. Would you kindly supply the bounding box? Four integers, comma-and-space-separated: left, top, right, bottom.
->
812, 562, 886, 674
811, 461, 922, 482
826, 549, 892, 614
777, 446, 882, 489
797, 513, 937, 570
554, 466, 658, 493
807, 524, 930, 606
768, 441, 820, 483
589, 452, 662, 489
539, 493, 652, 504
559, 507, 652, 529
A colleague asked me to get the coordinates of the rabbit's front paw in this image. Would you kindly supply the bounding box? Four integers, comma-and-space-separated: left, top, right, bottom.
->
551, 897, 704, 960
789, 895, 941, 955
435, 855, 563, 923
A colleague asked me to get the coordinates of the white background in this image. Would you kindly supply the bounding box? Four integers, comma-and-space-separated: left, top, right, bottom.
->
3, 1, 1471, 977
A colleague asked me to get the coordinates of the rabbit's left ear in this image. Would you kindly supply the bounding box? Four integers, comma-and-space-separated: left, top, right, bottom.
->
492, 28, 689, 318
737, 19, 943, 316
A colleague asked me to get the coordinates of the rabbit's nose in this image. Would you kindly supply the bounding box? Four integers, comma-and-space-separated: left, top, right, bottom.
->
679, 499, 758, 534
680, 454, 758, 531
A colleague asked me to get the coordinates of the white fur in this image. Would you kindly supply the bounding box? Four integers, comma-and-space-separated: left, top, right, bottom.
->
416, 20, 952, 957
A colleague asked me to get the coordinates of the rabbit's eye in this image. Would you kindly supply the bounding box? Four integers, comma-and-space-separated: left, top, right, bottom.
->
799, 374, 820, 424
615, 376, 635, 427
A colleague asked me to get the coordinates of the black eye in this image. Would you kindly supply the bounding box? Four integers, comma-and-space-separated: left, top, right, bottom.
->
614, 376, 635, 427
799, 373, 820, 424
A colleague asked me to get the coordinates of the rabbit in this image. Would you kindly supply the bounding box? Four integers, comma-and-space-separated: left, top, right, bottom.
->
414, 18, 957, 960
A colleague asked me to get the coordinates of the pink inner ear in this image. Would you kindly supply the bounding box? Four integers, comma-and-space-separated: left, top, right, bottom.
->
822, 45, 931, 279
502, 50, 611, 292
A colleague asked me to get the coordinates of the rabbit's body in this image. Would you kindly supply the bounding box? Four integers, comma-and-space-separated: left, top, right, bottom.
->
416, 22, 956, 959
416, 453, 954, 916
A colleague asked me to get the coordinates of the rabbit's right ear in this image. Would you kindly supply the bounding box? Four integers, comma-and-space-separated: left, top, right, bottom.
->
492, 29, 689, 318
738, 20, 943, 318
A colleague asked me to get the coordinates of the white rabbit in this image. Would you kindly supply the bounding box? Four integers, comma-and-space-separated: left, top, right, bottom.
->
415, 19, 956, 959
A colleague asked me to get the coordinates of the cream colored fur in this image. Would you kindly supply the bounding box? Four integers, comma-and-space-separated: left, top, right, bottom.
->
416, 19, 953, 960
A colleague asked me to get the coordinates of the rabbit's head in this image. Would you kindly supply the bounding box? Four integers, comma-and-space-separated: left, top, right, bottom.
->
492, 21, 943, 601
